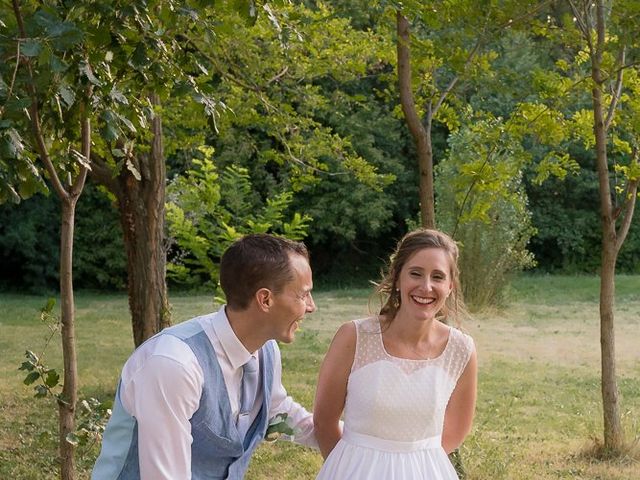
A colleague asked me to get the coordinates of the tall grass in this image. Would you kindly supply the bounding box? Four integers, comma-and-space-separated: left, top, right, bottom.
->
1, 275, 639, 479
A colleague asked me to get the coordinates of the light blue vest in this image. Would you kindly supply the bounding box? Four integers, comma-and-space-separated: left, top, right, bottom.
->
92, 317, 276, 480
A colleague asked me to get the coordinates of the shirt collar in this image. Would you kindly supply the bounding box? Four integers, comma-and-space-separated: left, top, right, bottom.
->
212, 306, 254, 370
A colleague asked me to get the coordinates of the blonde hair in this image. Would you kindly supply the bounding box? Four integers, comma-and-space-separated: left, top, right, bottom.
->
374, 229, 467, 327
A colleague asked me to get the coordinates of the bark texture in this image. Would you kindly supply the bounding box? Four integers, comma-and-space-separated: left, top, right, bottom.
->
396, 12, 436, 229
92, 94, 171, 346
58, 198, 79, 479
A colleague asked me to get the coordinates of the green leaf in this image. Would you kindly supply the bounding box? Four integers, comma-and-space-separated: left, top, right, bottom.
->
44, 370, 60, 388
71, 149, 91, 169
119, 116, 137, 133
18, 361, 35, 372
79, 61, 102, 86
18, 176, 46, 199
101, 110, 120, 141
21, 40, 42, 57
43, 297, 56, 313
58, 85, 75, 108
130, 43, 149, 69
5, 97, 32, 112
24, 371, 40, 385
93, 26, 112, 48
52, 26, 83, 50
110, 88, 129, 105
5, 128, 25, 156
34, 385, 48, 398
50, 55, 68, 73
195, 0, 216, 7
25, 350, 39, 364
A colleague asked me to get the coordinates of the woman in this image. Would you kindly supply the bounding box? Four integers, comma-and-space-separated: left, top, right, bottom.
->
314, 229, 477, 479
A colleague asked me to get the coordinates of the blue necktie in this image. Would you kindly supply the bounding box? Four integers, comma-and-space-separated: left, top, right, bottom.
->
237, 355, 259, 438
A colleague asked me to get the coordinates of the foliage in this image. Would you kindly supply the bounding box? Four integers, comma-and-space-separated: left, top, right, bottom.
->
0, 184, 126, 291
526, 156, 640, 275
166, 1, 395, 187
0, 193, 59, 290
166, 146, 311, 290
436, 115, 536, 308
2, 0, 639, 297
166, 0, 408, 275
17, 299, 111, 457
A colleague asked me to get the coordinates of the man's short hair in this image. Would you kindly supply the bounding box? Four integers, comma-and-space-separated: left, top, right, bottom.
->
220, 234, 309, 310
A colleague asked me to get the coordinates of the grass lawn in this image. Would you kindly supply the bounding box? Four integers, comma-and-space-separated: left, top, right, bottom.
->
0, 275, 639, 479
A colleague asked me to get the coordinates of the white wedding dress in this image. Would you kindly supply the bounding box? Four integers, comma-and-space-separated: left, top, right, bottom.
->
316, 317, 474, 480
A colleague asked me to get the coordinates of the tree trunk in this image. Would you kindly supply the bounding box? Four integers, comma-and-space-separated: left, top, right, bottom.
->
396, 12, 436, 229
599, 238, 622, 449
116, 95, 171, 347
591, 0, 623, 450
58, 198, 79, 480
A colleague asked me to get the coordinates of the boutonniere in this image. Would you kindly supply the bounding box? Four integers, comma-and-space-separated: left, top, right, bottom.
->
264, 413, 295, 442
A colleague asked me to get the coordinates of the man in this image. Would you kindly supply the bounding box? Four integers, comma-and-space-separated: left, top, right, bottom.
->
92, 234, 317, 479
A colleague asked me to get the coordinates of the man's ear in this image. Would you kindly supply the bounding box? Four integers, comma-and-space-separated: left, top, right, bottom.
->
256, 288, 273, 312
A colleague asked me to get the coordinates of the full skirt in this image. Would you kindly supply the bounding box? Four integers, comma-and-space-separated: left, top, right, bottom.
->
316, 431, 458, 480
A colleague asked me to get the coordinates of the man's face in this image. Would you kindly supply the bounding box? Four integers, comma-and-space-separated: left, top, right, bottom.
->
268, 253, 316, 343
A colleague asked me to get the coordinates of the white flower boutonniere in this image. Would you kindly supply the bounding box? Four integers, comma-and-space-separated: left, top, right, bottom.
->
264, 413, 295, 442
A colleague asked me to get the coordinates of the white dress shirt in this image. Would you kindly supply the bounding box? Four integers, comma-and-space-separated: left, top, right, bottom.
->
118, 306, 317, 479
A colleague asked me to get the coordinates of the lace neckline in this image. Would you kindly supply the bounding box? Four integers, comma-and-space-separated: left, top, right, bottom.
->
378, 318, 453, 362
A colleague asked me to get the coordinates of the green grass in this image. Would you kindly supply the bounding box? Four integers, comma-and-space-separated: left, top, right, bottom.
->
507, 274, 640, 304
1, 276, 639, 479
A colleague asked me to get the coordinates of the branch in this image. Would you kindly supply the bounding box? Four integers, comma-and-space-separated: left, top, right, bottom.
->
584, 1, 596, 53
266, 66, 289, 85
594, 1, 605, 71
432, 0, 553, 119
568, 0, 593, 51
615, 147, 639, 253
432, 40, 477, 118
451, 144, 498, 238
604, 46, 625, 131
70, 98, 91, 197
279, 134, 346, 177
1, 39, 22, 115
12, 0, 69, 200
396, 13, 427, 142
497, 0, 554, 30
89, 153, 120, 196
182, 35, 262, 93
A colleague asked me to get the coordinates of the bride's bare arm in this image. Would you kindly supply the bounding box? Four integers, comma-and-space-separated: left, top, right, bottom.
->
442, 347, 478, 454
313, 322, 356, 459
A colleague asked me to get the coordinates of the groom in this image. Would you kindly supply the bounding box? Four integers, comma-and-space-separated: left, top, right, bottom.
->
92, 234, 318, 479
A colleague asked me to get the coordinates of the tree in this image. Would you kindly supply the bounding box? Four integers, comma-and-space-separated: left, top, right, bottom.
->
79, 1, 212, 346
0, 3, 93, 477
521, 0, 640, 451
163, 1, 399, 281
394, 1, 553, 228
436, 114, 537, 308
566, 0, 640, 451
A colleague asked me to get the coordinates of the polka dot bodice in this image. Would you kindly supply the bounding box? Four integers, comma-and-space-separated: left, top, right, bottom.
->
343, 317, 474, 442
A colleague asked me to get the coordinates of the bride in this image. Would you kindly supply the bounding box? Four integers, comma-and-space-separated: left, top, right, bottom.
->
313, 229, 477, 479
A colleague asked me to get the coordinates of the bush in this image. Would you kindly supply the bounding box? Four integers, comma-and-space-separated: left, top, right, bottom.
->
436, 119, 536, 309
